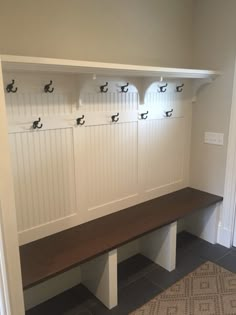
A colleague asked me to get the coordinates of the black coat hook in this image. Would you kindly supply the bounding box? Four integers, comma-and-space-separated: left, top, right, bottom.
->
120, 83, 129, 93
165, 109, 173, 118
100, 82, 108, 93
176, 84, 184, 92
76, 115, 85, 125
6, 80, 17, 93
44, 80, 54, 93
33, 117, 43, 129
111, 113, 119, 123
158, 83, 168, 93
140, 111, 149, 120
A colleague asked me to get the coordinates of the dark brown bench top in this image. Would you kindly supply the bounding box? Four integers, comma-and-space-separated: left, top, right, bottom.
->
20, 187, 223, 289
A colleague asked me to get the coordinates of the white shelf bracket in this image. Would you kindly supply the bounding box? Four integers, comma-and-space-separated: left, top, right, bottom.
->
139, 90, 146, 105
192, 77, 214, 103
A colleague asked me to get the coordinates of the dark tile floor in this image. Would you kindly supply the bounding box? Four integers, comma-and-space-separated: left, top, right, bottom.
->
26, 231, 236, 315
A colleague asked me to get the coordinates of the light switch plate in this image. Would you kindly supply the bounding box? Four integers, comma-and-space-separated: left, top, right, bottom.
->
204, 132, 224, 145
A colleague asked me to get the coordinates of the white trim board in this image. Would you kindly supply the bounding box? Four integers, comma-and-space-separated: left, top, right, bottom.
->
0, 62, 25, 314
219, 57, 236, 248
1, 55, 220, 79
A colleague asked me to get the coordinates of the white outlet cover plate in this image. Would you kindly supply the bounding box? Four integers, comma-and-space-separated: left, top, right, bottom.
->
204, 132, 224, 145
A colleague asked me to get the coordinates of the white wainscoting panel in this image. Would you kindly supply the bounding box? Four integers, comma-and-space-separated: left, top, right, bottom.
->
139, 117, 185, 200
6, 93, 74, 117
9, 128, 78, 244
78, 122, 139, 221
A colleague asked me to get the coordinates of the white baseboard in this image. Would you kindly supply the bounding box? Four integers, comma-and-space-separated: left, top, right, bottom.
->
217, 224, 232, 248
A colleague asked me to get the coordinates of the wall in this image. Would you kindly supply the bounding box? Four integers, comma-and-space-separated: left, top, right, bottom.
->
191, 0, 236, 246
0, 0, 193, 68
191, 0, 236, 196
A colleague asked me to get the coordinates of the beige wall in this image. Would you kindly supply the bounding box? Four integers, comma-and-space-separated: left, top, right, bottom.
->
190, 0, 236, 195
0, 0, 193, 67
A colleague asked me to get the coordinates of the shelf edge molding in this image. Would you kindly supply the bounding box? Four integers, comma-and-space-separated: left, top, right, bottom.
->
0, 55, 221, 79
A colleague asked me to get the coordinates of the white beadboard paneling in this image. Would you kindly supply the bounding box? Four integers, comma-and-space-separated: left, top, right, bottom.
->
4, 72, 193, 244
86, 122, 138, 208
9, 128, 77, 234
142, 81, 190, 119
8, 115, 77, 135
79, 77, 138, 112
79, 122, 139, 221
6, 93, 74, 117
75, 111, 138, 127
4, 72, 76, 118
139, 117, 185, 198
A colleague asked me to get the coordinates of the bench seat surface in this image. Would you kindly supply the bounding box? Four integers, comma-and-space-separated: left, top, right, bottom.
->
20, 187, 223, 289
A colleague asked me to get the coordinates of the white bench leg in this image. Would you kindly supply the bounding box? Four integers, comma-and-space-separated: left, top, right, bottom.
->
81, 249, 117, 309
140, 222, 177, 272
184, 202, 220, 244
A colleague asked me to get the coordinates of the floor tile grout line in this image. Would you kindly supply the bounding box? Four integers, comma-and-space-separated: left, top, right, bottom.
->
215, 251, 233, 263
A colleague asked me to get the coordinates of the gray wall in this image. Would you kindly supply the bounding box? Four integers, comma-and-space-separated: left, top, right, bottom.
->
0, 0, 193, 67
190, 0, 236, 195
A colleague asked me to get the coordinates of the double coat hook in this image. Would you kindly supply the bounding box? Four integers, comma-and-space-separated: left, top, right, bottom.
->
158, 83, 168, 93
111, 113, 119, 123
176, 84, 184, 92
140, 111, 149, 120
76, 115, 85, 125
120, 83, 129, 93
100, 82, 108, 93
165, 109, 173, 118
6, 80, 17, 93
33, 117, 43, 129
44, 80, 54, 93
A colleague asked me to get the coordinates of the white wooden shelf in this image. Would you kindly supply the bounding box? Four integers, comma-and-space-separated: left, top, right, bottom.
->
0, 55, 220, 79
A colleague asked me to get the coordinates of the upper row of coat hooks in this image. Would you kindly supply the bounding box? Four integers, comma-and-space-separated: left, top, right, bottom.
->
6, 80, 55, 94
158, 83, 184, 93
5, 80, 185, 94
100, 82, 185, 93
100, 82, 129, 93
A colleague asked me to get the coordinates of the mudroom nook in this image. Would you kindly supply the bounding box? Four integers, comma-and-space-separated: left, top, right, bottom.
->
1, 1, 236, 315
0, 54, 223, 311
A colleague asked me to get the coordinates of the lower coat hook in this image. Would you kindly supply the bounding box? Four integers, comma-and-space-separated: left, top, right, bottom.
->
33, 117, 43, 129
100, 82, 108, 93
165, 109, 173, 118
111, 113, 119, 122
76, 115, 85, 125
140, 111, 149, 120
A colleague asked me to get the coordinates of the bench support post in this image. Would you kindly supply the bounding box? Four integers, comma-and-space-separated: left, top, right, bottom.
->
140, 222, 177, 271
184, 203, 220, 244
81, 249, 117, 309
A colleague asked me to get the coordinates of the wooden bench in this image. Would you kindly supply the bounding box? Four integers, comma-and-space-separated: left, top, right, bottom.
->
20, 187, 223, 309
